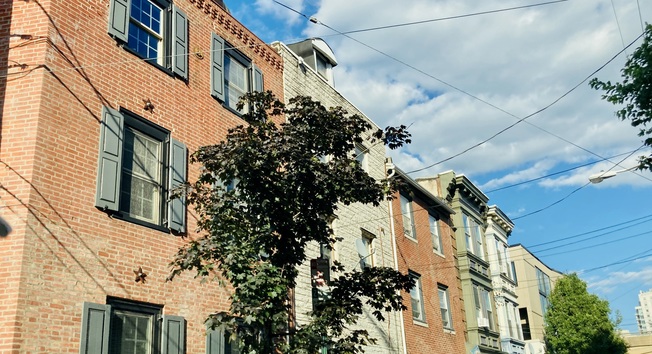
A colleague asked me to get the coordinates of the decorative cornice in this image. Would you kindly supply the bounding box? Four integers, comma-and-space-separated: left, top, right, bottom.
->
188, 0, 283, 71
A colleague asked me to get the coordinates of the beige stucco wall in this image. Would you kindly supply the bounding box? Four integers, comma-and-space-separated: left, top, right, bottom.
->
509, 244, 563, 348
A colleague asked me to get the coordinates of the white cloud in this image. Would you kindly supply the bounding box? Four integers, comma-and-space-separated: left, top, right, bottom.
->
588, 267, 652, 294
254, 0, 305, 26
290, 0, 652, 186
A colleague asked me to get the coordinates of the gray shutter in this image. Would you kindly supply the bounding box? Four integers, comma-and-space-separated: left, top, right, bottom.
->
167, 138, 187, 233
162, 315, 186, 354
79, 302, 111, 354
210, 33, 225, 101
108, 0, 130, 42
253, 64, 263, 92
172, 5, 189, 80
206, 328, 224, 354
95, 107, 124, 212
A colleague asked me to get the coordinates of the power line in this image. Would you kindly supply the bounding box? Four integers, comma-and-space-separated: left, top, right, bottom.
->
323, 1, 568, 36
528, 213, 652, 248
273, 1, 652, 185
484, 149, 644, 193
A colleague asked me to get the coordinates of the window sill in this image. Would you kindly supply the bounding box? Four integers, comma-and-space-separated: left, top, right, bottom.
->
405, 235, 418, 244
412, 320, 428, 327
122, 45, 175, 78
104, 210, 171, 234
433, 250, 445, 258
443, 328, 455, 334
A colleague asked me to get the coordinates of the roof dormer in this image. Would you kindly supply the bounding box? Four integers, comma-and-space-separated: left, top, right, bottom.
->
287, 38, 338, 86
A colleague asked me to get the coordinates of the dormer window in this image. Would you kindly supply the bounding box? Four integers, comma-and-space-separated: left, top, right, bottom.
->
315, 51, 331, 80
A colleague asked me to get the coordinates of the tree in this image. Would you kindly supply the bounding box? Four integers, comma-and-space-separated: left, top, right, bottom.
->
590, 24, 652, 170
168, 92, 413, 354
544, 273, 627, 354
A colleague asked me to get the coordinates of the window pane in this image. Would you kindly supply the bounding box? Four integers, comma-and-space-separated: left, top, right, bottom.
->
410, 277, 424, 321
224, 54, 249, 112
120, 127, 162, 223
112, 310, 152, 354
128, 0, 163, 63
430, 215, 441, 252
400, 195, 414, 238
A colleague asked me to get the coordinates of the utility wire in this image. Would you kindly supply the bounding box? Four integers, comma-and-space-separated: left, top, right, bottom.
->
484, 149, 644, 193
511, 144, 646, 220
528, 213, 652, 248
273, 1, 652, 184
406, 32, 645, 175
323, 0, 568, 36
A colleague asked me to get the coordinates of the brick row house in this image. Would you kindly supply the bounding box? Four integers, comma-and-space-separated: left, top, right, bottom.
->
1, 0, 283, 352
390, 167, 466, 354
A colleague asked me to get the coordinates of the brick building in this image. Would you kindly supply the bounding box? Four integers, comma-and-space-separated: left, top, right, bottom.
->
0, 0, 283, 352
272, 39, 406, 353
390, 167, 466, 354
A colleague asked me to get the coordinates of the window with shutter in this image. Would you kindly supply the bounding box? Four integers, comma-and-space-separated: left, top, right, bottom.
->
210, 34, 264, 114
107, 0, 188, 79
80, 299, 186, 354
95, 106, 187, 233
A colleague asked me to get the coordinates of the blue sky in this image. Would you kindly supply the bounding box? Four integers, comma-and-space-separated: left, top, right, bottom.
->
227, 0, 652, 333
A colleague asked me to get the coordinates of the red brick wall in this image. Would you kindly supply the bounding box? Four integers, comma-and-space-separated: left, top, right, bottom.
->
392, 190, 467, 354
0, 0, 283, 352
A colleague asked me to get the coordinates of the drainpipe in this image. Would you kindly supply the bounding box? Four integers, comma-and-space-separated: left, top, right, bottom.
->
386, 158, 407, 354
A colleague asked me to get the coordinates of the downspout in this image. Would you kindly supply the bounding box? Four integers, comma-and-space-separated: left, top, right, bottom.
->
386, 158, 408, 354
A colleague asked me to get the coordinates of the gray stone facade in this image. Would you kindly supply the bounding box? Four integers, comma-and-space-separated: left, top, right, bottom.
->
272, 41, 404, 354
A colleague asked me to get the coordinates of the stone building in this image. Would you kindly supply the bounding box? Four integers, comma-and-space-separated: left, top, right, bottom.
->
271, 38, 405, 353
0, 0, 283, 352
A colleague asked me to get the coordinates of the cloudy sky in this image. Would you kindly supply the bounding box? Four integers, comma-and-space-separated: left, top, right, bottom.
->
228, 0, 652, 333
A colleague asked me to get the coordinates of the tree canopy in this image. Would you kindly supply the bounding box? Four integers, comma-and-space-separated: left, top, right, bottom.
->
544, 273, 627, 354
168, 92, 413, 354
590, 24, 652, 170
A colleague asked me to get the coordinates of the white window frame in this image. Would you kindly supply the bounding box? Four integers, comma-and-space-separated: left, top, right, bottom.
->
120, 125, 164, 224
354, 144, 369, 172
128, 0, 166, 65
429, 214, 443, 255
400, 194, 417, 240
438, 285, 452, 329
410, 273, 426, 322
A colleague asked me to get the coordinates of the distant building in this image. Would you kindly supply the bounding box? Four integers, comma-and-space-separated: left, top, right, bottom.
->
636, 289, 652, 334
622, 332, 652, 354
508, 244, 563, 354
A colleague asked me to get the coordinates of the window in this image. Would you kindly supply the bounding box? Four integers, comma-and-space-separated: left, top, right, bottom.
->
354, 144, 369, 172
400, 194, 416, 239
474, 284, 494, 330
207, 328, 241, 354
95, 106, 187, 233
438, 285, 452, 329
315, 51, 332, 81
358, 230, 375, 269
410, 272, 425, 322
79, 299, 185, 354
108, 0, 188, 78
463, 214, 485, 260
429, 214, 442, 254
211, 34, 264, 113
536, 267, 552, 316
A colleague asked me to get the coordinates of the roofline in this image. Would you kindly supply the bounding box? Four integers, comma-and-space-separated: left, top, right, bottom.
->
395, 167, 455, 215
509, 243, 564, 275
